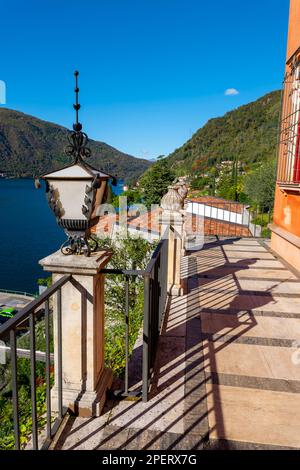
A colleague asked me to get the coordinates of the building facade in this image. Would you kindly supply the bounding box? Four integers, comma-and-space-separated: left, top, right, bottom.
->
270, 0, 300, 270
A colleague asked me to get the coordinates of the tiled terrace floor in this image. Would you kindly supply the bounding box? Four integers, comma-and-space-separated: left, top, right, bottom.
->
55, 237, 300, 450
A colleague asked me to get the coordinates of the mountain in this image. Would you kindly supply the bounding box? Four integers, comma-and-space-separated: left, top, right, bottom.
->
166, 90, 281, 174
0, 108, 151, 183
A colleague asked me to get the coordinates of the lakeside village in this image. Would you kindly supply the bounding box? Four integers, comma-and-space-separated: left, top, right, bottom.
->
2, 0, 300, 453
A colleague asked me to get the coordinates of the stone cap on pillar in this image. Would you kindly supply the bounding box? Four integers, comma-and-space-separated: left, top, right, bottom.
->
161, 210, 184, 225
39, 249, 113, 275
161, 185, 183, 212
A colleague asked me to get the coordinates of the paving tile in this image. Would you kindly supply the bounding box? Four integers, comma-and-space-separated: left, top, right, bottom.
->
199, 291, 300, 314
227, 279, 300, 294
203, 339, 273, 379
197, 260, 286, 270
203, 340, 300, 382
125, 428, 169, 450
208, 438, 297, 450
183, 393, 209, 436
197, 277, 300, 294
108, 384, 187, 434
56, 237, 300, 451
198, 252, 275, 260
152, 337, 186, 391
222, 245, 268, 253
198, 268, 297, 281
125, 428, 206, 450
163, 310, 187, 337
55, 415, 109, 450
206, 384, 300, 448
207, 372, 300, 394
96, 426, 131, 450
201, 312, 300, 340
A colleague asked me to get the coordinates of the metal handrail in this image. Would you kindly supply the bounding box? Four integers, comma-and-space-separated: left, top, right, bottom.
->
100, 234, 168, 278
1, 237, 169, 450
144, 236, 167, 275
100, 234, 169, 402
142, 235, 169, 401
0, 273, 75, 450
100, 268, 146, 276
0, 275, 72, 340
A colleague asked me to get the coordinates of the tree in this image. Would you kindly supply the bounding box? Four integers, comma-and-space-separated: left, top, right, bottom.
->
122, 189, 143, 207
244, 159, 276, 211
96, 235, 155, 375
139, 158, 175, 207
191, 155, 207, 178
217, 172, 238, 201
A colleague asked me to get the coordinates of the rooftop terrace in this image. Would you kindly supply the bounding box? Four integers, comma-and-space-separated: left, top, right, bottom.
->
54, 237, 300, 450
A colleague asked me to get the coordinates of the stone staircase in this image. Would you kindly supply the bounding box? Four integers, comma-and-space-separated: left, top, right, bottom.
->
189, 237, 300, 449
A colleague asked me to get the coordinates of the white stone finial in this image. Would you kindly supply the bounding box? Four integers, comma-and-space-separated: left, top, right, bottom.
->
161, 185, 183, 211
176, 182, 188, 200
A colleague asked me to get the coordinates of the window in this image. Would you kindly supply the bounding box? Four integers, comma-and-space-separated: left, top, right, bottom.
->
277, 55, 300, 186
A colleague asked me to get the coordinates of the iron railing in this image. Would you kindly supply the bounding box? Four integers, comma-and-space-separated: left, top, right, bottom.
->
186, 200, 269, 239
0, 236, 169, 450
100, 234, 169, 402
142, 234, 169, 401
277, 54, 300, 185
0, 274, 82, 450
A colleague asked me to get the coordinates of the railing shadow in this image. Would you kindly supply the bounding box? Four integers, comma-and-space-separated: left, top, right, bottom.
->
55, 237, 276, 450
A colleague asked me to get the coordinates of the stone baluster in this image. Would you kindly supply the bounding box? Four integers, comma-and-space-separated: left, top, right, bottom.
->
39, 249, 113, 417
160, 183, 187, 296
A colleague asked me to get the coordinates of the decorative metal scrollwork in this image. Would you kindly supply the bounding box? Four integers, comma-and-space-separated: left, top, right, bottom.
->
82, 182, 94, 219
60, 233, 99, 257
65, 130, 91, 162
46, 183, 62, 220
37, 71, 110, 258
64, 71, 91, 164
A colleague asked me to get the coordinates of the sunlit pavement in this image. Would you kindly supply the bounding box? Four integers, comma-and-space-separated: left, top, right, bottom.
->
55, 237, 300, 450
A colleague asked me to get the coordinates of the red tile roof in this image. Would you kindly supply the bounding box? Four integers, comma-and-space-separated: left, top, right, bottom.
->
92, 206, 251, 238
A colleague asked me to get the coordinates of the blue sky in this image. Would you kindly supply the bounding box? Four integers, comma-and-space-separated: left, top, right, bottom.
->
0, 0, 290, 159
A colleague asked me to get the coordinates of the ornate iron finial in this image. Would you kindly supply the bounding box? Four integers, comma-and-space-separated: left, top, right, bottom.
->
73, 70, 82, 132
65, 71, 91, 163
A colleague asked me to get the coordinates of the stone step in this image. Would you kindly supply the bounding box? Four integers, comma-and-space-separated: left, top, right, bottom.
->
193, 268, 297, 280
201, 311, 300, 341
206, 371, 300, 394
203, 340, 300, 382
200, 308, 300, 319
206, 384, 300, 449
192, 252, 276, 260
198, 288, 300, 298
197, 278, 300, 294
199, 291, 300, 314
203, 245, 268, 253
196, 259, 286, 270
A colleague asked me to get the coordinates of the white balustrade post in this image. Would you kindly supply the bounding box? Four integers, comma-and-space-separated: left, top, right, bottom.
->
39, 249, 113, 417
160, 184, 186, 296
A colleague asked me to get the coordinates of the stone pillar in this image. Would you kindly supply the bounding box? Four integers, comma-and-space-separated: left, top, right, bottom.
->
39, 250, 113, 417
161, 185, 185, 296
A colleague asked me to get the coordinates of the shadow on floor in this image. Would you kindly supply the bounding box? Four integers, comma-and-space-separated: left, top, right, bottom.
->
55, 238, 276, 450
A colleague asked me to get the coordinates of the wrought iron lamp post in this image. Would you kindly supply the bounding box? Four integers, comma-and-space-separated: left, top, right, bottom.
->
38, 71, 116, 256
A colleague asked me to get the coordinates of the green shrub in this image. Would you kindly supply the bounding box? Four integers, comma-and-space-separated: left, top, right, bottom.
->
0, 234, 155, 449
97, 235, 155, 376
37, 277, 52, 288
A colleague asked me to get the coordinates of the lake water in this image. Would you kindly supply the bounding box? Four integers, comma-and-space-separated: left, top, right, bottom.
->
0, 178, 124, 294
